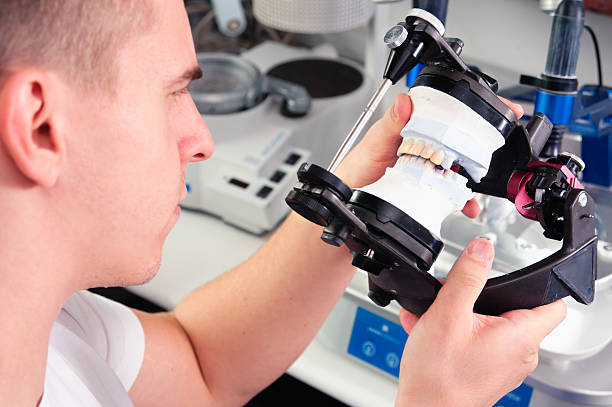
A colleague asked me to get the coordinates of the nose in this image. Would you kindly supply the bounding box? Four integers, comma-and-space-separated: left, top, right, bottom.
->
179, 106, 214, 163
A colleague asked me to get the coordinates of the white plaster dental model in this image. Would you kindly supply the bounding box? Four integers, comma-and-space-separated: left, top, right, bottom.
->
359, 86, 506, 237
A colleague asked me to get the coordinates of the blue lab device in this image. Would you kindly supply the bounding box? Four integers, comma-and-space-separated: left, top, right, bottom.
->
347, 306, 534, 405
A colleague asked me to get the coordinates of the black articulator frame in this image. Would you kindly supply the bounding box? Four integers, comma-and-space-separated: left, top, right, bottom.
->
285, 10, 597, 316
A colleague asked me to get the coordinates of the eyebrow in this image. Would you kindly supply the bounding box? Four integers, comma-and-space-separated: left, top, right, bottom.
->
166, 66, 203, 88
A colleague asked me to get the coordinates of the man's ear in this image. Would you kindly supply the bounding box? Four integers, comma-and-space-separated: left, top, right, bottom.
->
0, 70, 65, 188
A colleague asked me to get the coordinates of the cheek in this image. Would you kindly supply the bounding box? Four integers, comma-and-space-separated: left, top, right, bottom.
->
121, 106, 180, 222
65, 97, 180, 238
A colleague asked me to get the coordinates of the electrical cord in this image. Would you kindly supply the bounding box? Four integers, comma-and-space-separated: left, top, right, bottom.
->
584, 25, 603, 87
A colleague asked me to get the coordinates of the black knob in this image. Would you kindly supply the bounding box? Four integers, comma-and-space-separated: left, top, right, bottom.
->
297, 163, 353, 202
321, 218, 352, 247
285, 190, 333, 227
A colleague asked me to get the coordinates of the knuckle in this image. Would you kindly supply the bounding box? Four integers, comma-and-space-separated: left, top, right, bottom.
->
523, 351, 539, 375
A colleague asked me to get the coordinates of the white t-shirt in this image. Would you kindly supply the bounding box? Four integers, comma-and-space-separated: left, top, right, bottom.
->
39, 291, 145, 407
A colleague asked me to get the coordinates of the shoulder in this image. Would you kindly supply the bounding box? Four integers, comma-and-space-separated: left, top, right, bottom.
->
56, 290, 146, 390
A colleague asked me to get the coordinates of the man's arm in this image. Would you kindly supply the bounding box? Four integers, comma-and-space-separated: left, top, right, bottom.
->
135, 214, 355, 406
128, 95, 414, 407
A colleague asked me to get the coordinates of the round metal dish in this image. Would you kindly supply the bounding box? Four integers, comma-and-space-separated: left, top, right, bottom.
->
189, 53, 266, 114
189, 52, 311, 116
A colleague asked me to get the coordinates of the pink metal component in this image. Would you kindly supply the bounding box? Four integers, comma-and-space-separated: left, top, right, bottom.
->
508, 171, 537, 220
507, 161, 584, 221
527, 161, 584, 190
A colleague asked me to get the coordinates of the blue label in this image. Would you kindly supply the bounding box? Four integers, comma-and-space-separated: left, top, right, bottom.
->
347, 307, 408, 377
494, 383, 533, 407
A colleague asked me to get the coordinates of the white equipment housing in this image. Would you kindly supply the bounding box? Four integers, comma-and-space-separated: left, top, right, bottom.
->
182, 42, 374, 234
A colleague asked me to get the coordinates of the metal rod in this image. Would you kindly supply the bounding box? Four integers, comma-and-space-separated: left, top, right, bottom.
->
327, 78, 393, 173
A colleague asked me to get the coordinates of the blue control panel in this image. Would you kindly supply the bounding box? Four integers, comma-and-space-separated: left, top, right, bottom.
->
494, 383, 533, 407
347, 307, 408, 377
347, 306, 534, 406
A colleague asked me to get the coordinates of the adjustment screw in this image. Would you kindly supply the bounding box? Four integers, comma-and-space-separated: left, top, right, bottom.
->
578, 192, 588, 208
384, 24, 409, 49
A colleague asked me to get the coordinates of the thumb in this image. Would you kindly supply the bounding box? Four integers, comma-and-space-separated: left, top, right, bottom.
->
359, 93, 413, 149
432, 238, 494, 315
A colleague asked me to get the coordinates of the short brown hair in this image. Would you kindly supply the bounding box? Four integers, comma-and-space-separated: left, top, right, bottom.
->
0, 0, 154, 91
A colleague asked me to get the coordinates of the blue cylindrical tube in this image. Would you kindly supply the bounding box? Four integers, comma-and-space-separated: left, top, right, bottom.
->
534, 90, 575, 125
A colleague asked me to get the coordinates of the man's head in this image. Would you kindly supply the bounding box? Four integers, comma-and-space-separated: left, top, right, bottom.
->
0, 0, 214, 289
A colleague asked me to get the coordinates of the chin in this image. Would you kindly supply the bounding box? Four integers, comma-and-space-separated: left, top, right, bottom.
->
111, 257, 162, 288
132, 258, 162, 286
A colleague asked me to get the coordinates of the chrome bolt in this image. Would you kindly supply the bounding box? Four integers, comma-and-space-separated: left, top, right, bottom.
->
579, 192, 588, 208
384, 25, 408, 49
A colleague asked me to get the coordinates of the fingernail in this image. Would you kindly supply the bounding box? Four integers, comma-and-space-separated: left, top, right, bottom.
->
466, 239, 493, 264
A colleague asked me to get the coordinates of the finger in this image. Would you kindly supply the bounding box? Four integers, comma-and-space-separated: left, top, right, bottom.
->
461, 198, 480, 218
399, 308, 420, 334
501, 300, 567, 343
432, 238, 494, 315
498, 96, 524, 119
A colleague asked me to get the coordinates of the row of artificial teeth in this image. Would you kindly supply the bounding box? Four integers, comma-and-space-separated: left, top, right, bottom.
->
396, 155, 462, 182
397, 138, 445, 166
396, 137, 458, 169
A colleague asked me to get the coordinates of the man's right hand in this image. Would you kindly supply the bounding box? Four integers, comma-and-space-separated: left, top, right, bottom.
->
395, 238, 566, 407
